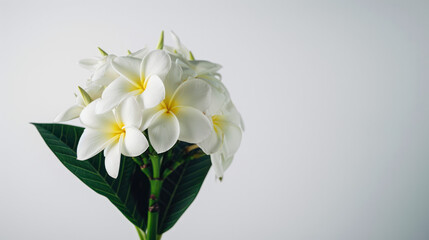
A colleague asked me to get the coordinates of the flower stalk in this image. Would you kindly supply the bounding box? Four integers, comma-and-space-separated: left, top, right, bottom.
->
146, 154, 163, 240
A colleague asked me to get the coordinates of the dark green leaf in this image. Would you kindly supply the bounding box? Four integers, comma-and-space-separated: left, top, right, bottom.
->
158, 143, 212, 233
33, 123, 150, 230
33, 123, 211, 234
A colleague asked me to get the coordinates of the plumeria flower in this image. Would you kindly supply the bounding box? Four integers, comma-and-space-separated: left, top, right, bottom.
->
198, 100, 243, 179
164, 32, 227, 114
77, 98, 149, 178
141, 63, 212, 153
165, 31, 222, 80
178, 59, 223, 88
79, 48, 119, 88
96, 50, 171, 113
164, 31, 190, 60
54, 84, 103, 122
128, 47, 149, 59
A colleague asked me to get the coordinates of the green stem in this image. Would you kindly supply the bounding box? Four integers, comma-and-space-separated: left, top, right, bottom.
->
162, 159, 184, 179
147, 179, 162, 240
146, 154, 163, 240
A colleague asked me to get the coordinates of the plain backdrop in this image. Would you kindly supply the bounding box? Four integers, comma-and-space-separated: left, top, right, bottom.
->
1, 0, 429, 239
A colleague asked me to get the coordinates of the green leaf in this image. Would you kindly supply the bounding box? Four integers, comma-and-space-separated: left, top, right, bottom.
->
33, 123, 211, 234
32, 123, 150, 230
158, 142, 212, 233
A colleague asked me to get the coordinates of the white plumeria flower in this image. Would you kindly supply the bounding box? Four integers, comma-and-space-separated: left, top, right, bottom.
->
164, 31, 190, 60
77, 98, 149, 178
96, 50, 171, 113
198, 100, 243, 179
141, 63, 212, 153
54, 84, 103, 122
179, 59, 223, 84
79, 52, 119, 88
165, 31, 222, 79
128, 47, 149, 59
164, 32, 226, 114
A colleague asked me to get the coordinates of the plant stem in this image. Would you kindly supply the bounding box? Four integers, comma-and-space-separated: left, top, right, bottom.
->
147, 179, 162, 240
147, 154, 163, 240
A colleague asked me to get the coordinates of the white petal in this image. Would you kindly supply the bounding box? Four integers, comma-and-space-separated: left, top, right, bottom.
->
104, 141, 122, 178
112, 56, 142, 84
191, 60, 222, 75
130, 47, 149, 59
177, 59, 198, 79
163, 45, 176, 55
54, 105, 83, 122
171, 78, 211, 111
77, 129, 114, 160
239, 114, 245, 132
148, 112, 180, 153
173, 106, 212, 143
80, 100, 116, 129
137, 75, 165, 109
164, 62, 183, 103
85, 84, 105, 100
79, 57, 103, 71
198, 126, 223, 155
121, 127, 149, 156
140, 106, 164, 131
116, 97, 142, 128
170, 31, 182, 47
205, 82, 229, 116
141, 50, 171, 80
96, 77, 141, 113
211, 151, 234, 179
221, 122, 242, 157
170, 31, 189, 58
210, 152, 224, 178
92, 56, 119, 87
222, 154, 234, 174
222, 101, 245, 131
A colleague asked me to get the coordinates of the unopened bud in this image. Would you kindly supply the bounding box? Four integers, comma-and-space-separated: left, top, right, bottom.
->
156, 31, 164, 50
189, 51, 195, 60
78, 86, 93, 106
97, 47, 108, 56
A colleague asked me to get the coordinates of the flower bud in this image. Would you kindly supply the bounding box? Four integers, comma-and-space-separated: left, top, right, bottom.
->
78, 86, 93, 106
97, 47, 108, 56
156, 30, 164, 50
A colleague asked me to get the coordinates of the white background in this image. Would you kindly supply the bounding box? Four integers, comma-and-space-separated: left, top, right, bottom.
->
1, 0, 429, 239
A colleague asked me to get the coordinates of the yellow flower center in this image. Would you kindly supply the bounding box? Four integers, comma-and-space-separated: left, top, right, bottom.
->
160, 101, 168, 111
109, 115, 126, 138
211, 115, 224, 133
129, 75, 149, 94
159, 99, 178, 114
136, 76, 149, 94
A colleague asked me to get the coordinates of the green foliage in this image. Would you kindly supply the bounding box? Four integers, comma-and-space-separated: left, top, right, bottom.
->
33, 123, 211, 233
158, 149, 211, 233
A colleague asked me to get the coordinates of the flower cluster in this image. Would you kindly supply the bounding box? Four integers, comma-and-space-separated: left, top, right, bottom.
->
55, 32, 244, 179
